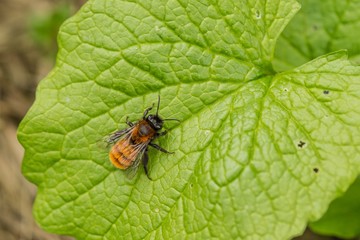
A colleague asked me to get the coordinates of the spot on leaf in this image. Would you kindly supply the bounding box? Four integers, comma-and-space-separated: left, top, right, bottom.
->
297, 140, 306, 148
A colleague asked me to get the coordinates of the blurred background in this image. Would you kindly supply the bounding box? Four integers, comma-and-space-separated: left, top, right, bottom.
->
0, 0, 83, 239
0, 0, 352, 239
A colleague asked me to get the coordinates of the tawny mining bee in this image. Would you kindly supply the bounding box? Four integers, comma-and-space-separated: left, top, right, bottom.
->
107, 96, 179, 180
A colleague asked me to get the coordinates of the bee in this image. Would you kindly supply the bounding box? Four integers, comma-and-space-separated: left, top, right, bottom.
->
107, 96, 179, 180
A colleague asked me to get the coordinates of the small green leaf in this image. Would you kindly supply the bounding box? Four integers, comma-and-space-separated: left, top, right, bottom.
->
18, 0, 360, 239
274, 0, 360, 71
310, 177, 360, 238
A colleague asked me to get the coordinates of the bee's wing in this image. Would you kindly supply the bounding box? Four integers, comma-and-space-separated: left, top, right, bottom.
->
125, 143, 148, 179
105, 127, 134, 145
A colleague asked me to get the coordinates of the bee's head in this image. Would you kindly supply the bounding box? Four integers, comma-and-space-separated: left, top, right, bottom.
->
146, 95, 179, 130
147, 114, 163, 130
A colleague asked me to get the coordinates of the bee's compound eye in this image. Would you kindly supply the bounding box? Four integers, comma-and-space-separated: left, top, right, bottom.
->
147, 114, 163, 130
156, 121, 163, 129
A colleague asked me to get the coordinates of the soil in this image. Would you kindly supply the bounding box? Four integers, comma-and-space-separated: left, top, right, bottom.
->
0, 0, 351, 239
0, 0, 82, 239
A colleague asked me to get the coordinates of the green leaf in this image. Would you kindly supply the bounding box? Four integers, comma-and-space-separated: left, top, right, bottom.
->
274, 1, 360, 237
310, 177, 360, 238
18, 0, 360, 239
274, 0, 360, 71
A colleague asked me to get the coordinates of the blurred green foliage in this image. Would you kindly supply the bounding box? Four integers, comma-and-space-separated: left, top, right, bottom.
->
28, 3, 73, 57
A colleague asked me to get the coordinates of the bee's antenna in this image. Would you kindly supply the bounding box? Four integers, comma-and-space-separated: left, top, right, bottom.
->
156, 95, 160, 116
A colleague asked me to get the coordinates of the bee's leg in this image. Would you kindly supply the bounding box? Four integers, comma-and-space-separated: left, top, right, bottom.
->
149, 143, 174, 154
126, 116, 134, 127
142, 104, 154, 119
155, 131, 168, 138
142, 149, 152, 180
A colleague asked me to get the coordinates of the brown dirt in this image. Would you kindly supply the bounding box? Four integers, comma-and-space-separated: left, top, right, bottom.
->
0, 0, 83, 239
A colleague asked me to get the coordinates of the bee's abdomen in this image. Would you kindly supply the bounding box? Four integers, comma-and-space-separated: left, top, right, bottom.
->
109, 142, 133, 169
